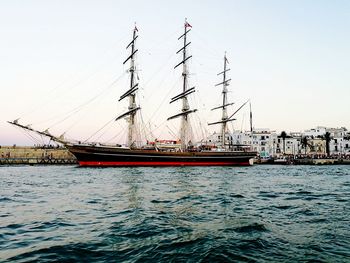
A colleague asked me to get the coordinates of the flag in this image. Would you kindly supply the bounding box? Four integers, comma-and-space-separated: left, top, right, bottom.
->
185, 22, 192, 28
225, 56, 229, 64
134, 25, 138, 32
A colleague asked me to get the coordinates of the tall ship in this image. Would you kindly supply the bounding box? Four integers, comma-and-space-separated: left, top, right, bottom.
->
9, 20, 257, 166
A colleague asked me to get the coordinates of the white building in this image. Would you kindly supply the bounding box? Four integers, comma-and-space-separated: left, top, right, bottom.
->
205, 126, 350, 157
231, 128, 277, 158
304, 126, 349, 155
205, 131, 233, 148
343, 133, 350, 155
328, 127, 347, 154
276, 136, 300, 156
304, 126, 327, 138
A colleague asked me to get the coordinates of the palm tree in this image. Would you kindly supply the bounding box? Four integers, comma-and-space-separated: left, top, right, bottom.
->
280, 131, 287, 154
324, 132, 331, 156
301, 136, 308, 155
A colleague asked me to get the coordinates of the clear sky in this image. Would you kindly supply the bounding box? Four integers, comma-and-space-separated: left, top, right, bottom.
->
1, 0, 350, 145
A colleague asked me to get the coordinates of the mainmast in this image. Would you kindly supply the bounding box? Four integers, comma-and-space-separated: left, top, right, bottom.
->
116, 25, 140, 148
168, 19, 197, 151
209, 53, 234, 148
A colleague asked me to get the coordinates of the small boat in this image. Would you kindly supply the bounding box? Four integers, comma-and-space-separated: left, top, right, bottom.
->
273, 156, 294, 165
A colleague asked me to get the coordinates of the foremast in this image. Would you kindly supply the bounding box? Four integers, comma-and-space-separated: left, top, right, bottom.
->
116, 25, 140, 148
168, 19, 197, 151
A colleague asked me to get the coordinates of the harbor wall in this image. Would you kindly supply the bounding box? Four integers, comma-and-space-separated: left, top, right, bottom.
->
0, 146, 77, 165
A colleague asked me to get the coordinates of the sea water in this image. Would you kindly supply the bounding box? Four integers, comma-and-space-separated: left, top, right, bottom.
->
0, 165, 349, 262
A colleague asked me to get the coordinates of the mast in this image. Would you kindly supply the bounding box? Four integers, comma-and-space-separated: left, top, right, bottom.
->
250, 102, 253, 133
116, 24, 140, 148
168, 19, 197, 151
220, 53, 229, 147
208, 53, 234, 148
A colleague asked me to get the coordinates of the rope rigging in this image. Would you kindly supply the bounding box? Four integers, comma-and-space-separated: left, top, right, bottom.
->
19, 33, 130, 121
46, 72, 127, 130
83, 116, 117, 143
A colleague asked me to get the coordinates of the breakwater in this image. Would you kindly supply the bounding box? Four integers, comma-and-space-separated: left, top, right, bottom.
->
0, 146, 77, 165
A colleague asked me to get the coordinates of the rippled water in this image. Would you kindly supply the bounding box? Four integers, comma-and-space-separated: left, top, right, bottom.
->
0, 165, 349, 262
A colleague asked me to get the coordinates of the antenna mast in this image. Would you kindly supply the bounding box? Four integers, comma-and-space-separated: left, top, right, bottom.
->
250, 102, 253, 133
116, 24, 140, 148
168, 19, 197, 151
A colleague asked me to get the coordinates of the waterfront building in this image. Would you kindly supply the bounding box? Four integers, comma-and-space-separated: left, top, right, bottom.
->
307, 137, 326, 155
344, 135, 350, 155
304, 126, 327, 138
205, 126, 350, 157
304, 127, 350, 155
328, 127, 348, 154
231, 129, 276, 158
205, 131, 233, 148
276, 135, 300, 156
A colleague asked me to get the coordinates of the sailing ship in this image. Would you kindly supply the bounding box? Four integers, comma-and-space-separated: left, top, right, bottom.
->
9, 20, 257, 166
